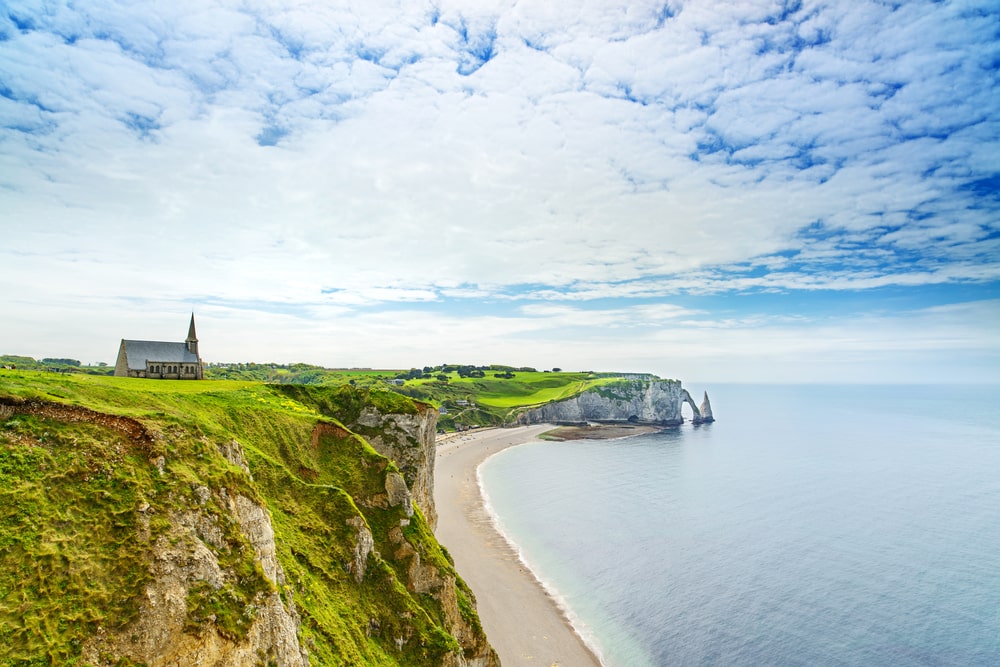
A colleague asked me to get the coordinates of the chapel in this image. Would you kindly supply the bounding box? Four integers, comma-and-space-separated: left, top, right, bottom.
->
114, 314, 204, 379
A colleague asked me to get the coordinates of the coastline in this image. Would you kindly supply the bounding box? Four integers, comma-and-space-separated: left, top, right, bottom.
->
434, 425, 604, 667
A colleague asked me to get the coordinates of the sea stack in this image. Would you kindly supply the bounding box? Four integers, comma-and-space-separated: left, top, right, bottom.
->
699, 391, 715, 423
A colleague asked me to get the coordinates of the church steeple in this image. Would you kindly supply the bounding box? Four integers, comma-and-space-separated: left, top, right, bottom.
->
186, 313, 199, 355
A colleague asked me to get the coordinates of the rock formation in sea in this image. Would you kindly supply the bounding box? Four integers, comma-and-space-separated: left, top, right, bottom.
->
699, 391, 715, 423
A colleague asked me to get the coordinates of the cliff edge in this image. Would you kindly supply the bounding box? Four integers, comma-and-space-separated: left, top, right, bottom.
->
273, 384, 440, 529
0, 378, 497, 667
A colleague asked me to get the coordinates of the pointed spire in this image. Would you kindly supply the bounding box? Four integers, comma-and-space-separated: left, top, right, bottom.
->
699, 391, 714, 423
186, 313, 199, 356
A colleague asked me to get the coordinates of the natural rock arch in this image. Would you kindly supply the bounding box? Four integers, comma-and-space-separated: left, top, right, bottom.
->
680, 389, 702, 423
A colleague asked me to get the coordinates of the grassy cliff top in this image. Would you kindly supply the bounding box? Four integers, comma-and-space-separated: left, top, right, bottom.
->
391, 370, 672, 428
404, 371, 618, 407
3, 358, 668, 430
0, 370, 490, 666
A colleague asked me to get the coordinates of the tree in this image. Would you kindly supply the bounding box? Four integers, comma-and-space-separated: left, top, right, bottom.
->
42, 358, 81, 366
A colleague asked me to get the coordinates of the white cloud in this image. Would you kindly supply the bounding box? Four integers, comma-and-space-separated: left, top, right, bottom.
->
1, 0, 997, 382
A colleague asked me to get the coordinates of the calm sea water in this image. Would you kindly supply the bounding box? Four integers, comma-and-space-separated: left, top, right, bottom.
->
478, 384, 1000, 667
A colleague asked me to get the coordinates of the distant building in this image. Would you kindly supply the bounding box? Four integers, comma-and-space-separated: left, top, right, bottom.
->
114, 314, 204, 380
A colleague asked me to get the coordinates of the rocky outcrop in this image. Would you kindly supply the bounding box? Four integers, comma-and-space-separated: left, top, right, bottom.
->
517, 379, 713, 426
350, 403, 439, 529
82, 487, 308, 667
385, 470, 415, 517
345, 516, 375, 584
699, 391, 715, 423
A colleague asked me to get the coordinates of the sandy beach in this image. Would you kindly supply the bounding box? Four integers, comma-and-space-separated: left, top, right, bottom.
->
434, 425, 604, 667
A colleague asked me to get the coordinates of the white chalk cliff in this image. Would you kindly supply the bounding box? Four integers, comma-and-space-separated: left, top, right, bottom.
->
516, 379, 714, 426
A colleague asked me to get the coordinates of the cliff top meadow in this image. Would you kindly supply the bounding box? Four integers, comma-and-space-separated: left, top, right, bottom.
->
2, 358, 665, 429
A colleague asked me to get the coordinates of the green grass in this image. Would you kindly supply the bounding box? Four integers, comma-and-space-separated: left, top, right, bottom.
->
395, 371, 627, 426
2, 361, 657, 431
0, 370, 490, 666
0, 414, 154, 664
458, 373, 619, 408
203, 364, 403, 387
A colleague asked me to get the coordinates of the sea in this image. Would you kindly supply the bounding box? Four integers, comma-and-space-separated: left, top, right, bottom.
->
478, 384, 1000, 667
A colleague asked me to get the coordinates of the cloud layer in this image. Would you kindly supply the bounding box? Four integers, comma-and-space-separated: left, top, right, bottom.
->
2, 0, 998, 380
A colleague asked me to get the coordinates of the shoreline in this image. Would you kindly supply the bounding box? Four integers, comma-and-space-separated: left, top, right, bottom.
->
434, 425, 605, 667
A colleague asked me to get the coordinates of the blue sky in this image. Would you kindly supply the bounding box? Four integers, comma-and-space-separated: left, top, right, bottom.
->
1, 0, 998, 383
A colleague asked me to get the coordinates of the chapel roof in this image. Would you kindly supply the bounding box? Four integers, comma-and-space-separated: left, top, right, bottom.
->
120, 340, 200, 370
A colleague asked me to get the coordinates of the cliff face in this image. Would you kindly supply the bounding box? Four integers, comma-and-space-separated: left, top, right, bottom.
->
274, 385, 440, 530
517, 379, 711, 425
350, 402, 439, 530
83, 448, 309, 666
0, 382, 496, 667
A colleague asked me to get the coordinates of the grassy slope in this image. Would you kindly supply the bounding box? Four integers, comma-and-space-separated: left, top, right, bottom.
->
0, 413, 152, 665
208, 365, 636, 428
0, 371, 481, 666
5, 356, 651, 408
8, 357, 653, 430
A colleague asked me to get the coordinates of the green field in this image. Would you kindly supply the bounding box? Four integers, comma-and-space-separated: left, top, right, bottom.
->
0, 370, 491, 666
407, 372, 614, 407
390, 370, 638, 428
6, 356, 654, 431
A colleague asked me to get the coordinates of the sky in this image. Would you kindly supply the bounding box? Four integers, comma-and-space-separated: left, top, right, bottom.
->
1, 0, 998, 384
